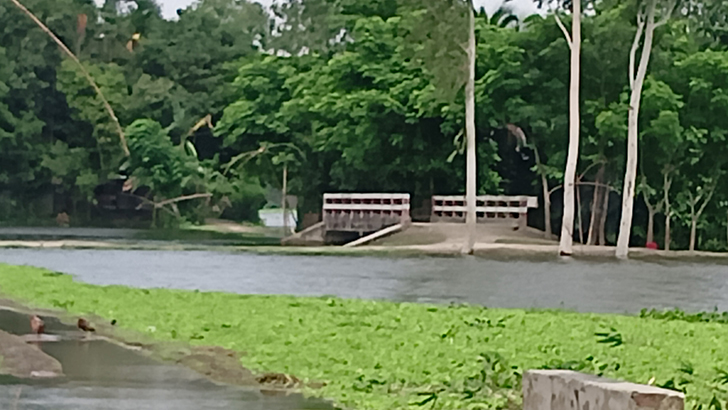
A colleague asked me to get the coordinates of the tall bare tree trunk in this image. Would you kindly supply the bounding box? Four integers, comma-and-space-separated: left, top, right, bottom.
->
598, 188, 609, 245
689, 216, 697, 251
464, 6, 477, 254
616, 0, 658, 258
557, 3, 581, 256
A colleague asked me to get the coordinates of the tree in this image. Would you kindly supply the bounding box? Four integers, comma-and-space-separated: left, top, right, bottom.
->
552, 1, 582, 256
671, 49, 728, 251
0, 0, 85, 219
464, 3, 477, 253
123, 119, 210, 225
40, 141, 99, 218
636, 77, 685, 248
615, 0, 677, 258
499, 14, 569, 240
9, 0, 129, 156
579, 4, 635, 247
403, 0, 479, 253
269, 0, 346, 55
57, 60, 129, 177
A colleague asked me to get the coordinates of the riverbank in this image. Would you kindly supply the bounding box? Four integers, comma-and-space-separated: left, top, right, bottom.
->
1, 264, 727, 409
1, 223, 726, 261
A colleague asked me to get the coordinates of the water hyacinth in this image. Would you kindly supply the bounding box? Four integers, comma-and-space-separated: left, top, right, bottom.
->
2, 263, 728, 410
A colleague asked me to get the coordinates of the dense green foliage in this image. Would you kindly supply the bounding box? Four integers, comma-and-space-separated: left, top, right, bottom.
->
3, 263, 728, 409
0, 0, 727, 250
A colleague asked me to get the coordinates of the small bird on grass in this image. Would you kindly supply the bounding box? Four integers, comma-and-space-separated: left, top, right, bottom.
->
30, 315, 45, 334
77, 318, 95, 332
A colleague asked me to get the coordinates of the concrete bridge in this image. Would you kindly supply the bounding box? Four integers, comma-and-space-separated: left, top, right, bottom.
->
282, 193, 538, 247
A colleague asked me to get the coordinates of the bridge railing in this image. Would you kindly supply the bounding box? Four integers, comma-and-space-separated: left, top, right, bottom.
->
323, 193, 410, 232
431, 195, 538, 225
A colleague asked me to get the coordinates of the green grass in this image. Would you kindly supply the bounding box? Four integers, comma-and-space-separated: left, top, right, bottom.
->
1, 264, 728, 409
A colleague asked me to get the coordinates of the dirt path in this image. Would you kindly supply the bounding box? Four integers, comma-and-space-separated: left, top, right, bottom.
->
0, 302, 308, 392
204, 219, 279, 236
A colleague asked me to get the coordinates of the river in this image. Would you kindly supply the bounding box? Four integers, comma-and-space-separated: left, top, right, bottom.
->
1, 248, 727, 313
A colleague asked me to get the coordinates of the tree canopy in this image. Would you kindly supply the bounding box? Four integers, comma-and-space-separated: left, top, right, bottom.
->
1, 0, 727, 251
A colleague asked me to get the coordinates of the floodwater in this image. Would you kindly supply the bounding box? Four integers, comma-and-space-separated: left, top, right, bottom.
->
0, 310, 333, 410
1, 248, 728, 313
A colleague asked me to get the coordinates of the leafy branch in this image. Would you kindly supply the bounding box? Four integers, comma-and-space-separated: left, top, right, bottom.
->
9, 0, 129, 156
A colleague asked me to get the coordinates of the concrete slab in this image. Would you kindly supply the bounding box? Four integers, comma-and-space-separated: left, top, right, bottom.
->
523, 370, 684, 410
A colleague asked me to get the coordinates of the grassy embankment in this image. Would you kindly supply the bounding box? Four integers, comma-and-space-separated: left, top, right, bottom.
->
1, 264, 727, 409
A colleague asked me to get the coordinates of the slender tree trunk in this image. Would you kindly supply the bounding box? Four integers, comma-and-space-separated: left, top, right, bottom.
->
576, 183, 583, 243
587, 186, 599, 245
282, 163, 288, 236
664, 211, 671, 250
689, 216, 698, 252
641, 177, 661, 245
598, 188, 609, 245
688, 183, 717, 252
533, 148, 551, 239
541, 173, 552, 239
646, 204, 655, 244
664, 173, 672, 251
587, 165, 605, 245
616, 1, 657, 258
558, 2, 581, 256
464, 6, 477, 254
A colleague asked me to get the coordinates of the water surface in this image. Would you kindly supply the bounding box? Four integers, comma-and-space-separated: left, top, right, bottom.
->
1, 248, 727, 313
0, 309, 332, 410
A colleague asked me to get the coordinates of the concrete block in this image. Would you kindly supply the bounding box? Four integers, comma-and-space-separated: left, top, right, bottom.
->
523, 370, 684, 410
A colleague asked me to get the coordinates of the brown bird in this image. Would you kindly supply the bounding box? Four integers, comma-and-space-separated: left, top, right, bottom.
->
77, 318, 95, 332
30, 315, 45, 334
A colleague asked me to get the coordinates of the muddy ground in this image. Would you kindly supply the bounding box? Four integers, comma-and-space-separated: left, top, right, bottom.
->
0, 330, 63, 379
0, 299, 308, 391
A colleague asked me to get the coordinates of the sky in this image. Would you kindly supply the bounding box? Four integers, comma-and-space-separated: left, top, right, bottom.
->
95, 0, 539, 20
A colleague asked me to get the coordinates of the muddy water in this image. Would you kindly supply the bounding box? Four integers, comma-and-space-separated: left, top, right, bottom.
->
0, 310, 333, 410
1, 248, 728, 313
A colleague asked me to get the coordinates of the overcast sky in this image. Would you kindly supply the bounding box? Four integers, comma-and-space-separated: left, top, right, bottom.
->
95, 0, 539, 20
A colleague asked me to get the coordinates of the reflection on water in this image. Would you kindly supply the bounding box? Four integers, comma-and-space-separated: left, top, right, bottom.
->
1, 248, 728, 313
0, 310, 333, 410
